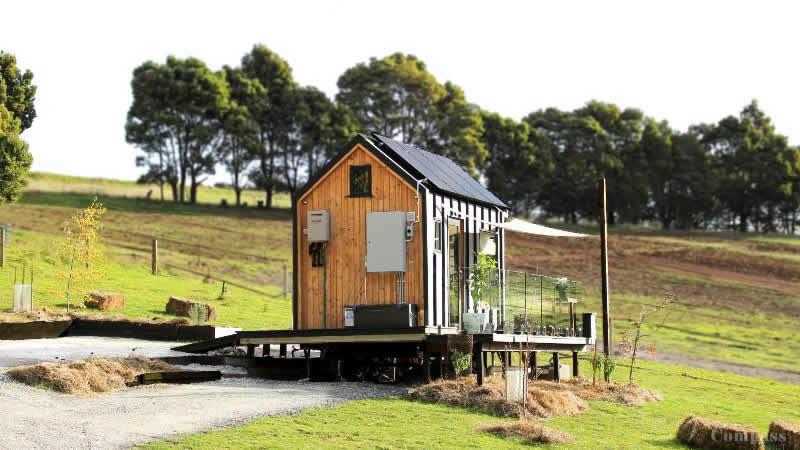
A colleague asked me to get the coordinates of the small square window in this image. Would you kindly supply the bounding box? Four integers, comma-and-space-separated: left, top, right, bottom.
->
350, 165, 371, 197
434, 219, 442, 251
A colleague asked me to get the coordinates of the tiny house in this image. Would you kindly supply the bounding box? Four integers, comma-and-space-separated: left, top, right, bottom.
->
293, 132, 510, 331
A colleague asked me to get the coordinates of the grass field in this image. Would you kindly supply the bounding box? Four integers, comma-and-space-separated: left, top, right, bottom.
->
26, 172, 291, 209
3, 172, 800, 372
4, 172, 800, 449
140, 359, 800, 449
0, 173, 294, 330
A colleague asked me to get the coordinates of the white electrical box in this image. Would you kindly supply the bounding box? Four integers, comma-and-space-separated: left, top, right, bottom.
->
366, 212, 407, 272
307, 210, 330, 242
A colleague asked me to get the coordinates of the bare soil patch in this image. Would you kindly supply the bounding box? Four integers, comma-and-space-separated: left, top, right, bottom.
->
476, 421, 573, 444
505, 231, 800, 316
6, 356, 176, 394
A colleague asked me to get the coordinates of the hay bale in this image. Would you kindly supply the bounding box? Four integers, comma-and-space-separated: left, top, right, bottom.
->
84, 291, 126, 310
769, 420, 800, 450
477, 421, 573, 444
165, 296, 217, 322
677, 415, 764, 450
6, 356, 176, 394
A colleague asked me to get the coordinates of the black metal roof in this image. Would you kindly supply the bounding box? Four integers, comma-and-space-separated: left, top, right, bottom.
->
370, 133, 508, 209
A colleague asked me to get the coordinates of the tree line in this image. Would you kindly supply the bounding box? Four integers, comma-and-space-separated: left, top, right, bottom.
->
127, 45, 800, 233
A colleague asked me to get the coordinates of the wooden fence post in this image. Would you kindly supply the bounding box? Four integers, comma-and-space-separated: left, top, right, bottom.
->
283, 263, 288, 299
0, 227, 5, 268
152, 239, 158, 275
599, 178, 613, 381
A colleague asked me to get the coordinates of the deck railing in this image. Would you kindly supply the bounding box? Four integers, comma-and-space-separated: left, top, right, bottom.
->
451, 268, 584, 335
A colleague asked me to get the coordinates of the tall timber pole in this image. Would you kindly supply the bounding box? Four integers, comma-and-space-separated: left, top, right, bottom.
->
599, 178, 612, 381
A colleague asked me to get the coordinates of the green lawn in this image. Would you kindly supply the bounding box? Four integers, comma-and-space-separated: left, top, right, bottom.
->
140, 359, 800, 449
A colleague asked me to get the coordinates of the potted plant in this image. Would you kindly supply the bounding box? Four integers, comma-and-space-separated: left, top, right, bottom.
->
462, 253, 498, 333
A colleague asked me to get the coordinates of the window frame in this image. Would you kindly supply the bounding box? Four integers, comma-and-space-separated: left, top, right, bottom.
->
349, 164, 372, 198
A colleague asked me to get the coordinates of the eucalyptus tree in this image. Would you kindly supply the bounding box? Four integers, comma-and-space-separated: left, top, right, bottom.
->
126, 56, 229, 203
219, 66, 258, 206
694, 101, 799, 232
480, 110, 541, 216
337, 53, 486, 176
240, 44, 295, 208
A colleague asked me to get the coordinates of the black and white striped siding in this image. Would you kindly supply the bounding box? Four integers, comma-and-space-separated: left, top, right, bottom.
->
424, 191, 509, 328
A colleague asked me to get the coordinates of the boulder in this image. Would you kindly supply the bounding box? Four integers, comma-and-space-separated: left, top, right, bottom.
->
166, 296, 217, 322
84, 291, 125, 310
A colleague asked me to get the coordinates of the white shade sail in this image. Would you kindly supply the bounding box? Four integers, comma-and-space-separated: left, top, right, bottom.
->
498, 218, 591, 238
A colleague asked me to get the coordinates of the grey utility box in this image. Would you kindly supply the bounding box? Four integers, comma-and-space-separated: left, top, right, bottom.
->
366, 212, 406, 272
307, 210, 330, 242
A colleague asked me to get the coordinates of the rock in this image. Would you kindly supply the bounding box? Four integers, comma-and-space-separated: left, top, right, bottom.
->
166, 296, 217, 322
84, 291, 126, 310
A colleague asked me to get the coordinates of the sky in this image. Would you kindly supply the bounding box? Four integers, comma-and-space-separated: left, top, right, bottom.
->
3, 0, 799, 183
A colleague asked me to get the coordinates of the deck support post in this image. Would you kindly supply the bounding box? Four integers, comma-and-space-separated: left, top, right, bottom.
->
262, 344, 270, 358
423, 349, 432, 383
530, 351, 538, 380
553, 352, 560, 383
279, 344, 287, 358
572, 352, 579, 377
474, 343, 485, 386
246, 344, 255, 358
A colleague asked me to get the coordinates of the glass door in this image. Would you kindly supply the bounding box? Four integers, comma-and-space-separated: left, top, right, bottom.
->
448, 219, 462, 327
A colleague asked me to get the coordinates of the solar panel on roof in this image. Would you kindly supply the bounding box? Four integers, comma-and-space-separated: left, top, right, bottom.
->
371, 134, 508, 208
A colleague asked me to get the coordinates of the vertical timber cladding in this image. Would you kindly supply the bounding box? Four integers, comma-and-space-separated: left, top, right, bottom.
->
424, 192, 508, 327
296, 144, 425, 330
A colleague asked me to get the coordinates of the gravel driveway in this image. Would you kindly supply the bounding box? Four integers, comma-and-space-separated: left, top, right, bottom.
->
0, 337, 404, 449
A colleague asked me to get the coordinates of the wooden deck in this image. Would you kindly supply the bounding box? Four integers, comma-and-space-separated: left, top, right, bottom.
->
235, 327, 592, 351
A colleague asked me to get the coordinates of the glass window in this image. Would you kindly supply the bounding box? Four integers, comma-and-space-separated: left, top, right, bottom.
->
434, 219, 442, 251
349, 165, 371, 197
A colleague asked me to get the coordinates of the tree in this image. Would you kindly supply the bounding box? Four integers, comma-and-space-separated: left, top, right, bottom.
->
57, 199, 106, 312
241, 44, 296, 208
219, 66, 258, 206
126, 56, 229, 204
296, 87, 357, 179
694, 101, 798, 232
481, 110, 541, 216
0, 52, 34, 204
337, 53, 486, 175
0, 52, 36, 132
524, 108, 588, 223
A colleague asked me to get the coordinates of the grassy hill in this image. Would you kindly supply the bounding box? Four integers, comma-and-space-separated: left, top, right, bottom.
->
2, 172, 799, 374
0, 173, 294, 330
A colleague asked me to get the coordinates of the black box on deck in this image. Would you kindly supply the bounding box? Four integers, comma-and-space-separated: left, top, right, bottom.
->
352, 304, 418, 329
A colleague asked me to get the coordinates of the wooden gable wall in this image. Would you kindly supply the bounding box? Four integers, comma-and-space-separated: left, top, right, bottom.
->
295, 144, 425, 330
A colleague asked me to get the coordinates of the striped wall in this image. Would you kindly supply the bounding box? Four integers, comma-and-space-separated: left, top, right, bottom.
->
424, 190, 509, 327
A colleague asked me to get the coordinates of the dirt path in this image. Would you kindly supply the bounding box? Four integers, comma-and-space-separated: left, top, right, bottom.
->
0, 374, 403, 450
633, 351, 800, 385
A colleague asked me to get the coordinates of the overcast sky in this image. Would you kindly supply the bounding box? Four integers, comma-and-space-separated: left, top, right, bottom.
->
3, 1, 798, 182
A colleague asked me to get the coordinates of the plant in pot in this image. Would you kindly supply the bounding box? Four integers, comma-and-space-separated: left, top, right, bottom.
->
466, 253, 497, 332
